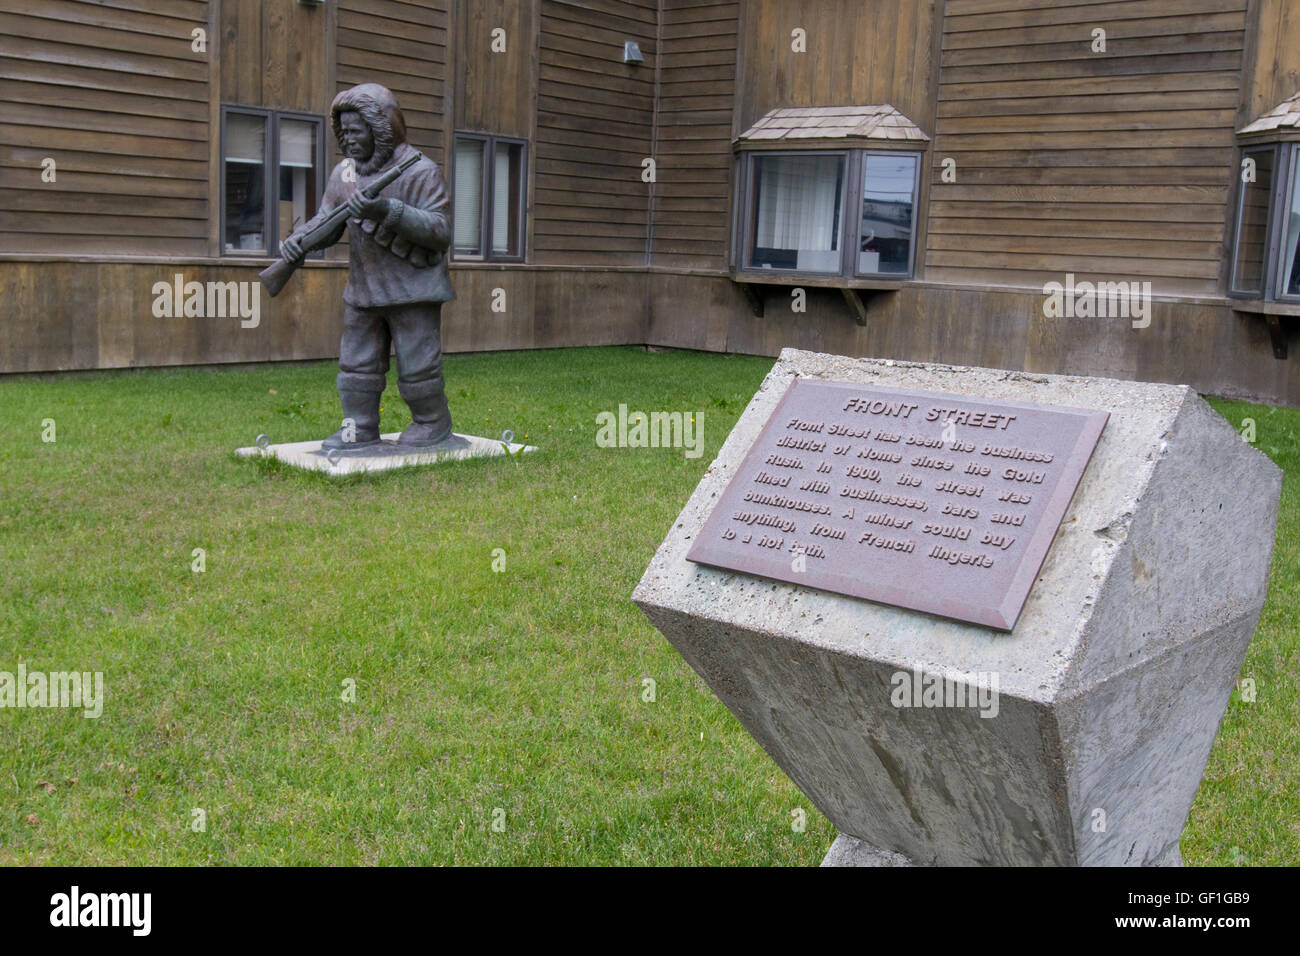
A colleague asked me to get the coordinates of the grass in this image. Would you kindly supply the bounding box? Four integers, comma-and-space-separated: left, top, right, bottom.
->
0, 346, 1294, 865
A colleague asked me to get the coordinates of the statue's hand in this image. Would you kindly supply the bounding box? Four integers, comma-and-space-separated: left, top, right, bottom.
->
346, 192, 391, 221
280, 234, 305, 263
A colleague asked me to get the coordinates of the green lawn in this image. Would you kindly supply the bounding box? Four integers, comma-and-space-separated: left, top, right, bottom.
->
0, 347, 1295, 865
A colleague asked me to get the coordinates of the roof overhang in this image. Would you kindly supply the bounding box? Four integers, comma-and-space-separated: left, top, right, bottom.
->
1238, 91, 1300, 145
735, 105, 930, 152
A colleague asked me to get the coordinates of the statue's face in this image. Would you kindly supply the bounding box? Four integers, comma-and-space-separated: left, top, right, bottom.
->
339, 112, 373, 163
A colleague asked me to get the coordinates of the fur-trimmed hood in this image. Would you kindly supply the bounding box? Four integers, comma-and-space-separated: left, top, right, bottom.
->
330, 83, 408, 176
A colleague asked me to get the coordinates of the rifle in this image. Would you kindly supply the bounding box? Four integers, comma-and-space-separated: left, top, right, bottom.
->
259, 151, 423, 297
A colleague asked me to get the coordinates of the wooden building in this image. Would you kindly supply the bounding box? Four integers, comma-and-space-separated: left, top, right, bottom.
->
4, 0, 1300, 405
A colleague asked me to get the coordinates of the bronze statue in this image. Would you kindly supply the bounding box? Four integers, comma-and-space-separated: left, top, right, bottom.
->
273, 83, 456, 449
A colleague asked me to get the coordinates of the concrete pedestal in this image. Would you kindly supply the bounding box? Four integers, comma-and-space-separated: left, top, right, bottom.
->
634, 349, 1281, 866
235, 432, 536, 475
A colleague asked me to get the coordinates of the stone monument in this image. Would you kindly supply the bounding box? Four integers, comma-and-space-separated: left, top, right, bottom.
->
633, 348, 1281, 866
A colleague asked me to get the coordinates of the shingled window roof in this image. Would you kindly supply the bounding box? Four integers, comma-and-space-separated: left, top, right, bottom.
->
736, 105, 929, 150
1238, 91, 1300, 143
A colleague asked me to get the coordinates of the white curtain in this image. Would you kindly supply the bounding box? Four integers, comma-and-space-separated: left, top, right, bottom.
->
454, 139, 483, 252
278, 119, 316, 231
492, 145, 512, 254
278, 120, 315, 168
755, 155, 841, 251
225, 113, 265, 164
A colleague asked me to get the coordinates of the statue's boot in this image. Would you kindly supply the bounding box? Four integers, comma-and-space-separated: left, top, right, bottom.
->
321, 372, 384, 450
396, 377, 453, 447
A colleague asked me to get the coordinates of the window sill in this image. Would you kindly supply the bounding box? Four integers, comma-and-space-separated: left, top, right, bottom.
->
1229, 298, 1300, 316
731, 271, 909, 291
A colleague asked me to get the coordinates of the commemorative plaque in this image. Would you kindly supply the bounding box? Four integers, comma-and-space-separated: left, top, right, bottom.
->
686, 378, 1108, 630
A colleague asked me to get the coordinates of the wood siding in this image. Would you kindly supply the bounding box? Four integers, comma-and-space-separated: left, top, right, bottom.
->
928, 0, 1249, 295
1245, 0, 1300, 124
0, 0, 212, 256
0, 260, 648, 372
443, 266, 648, 351
8, 257, 1297, 410
336, 0, 448, 159
0, 259, 343, 372
645, 274, 1299, 405
220, 0, 330, 114
651, 0, 738, 270
533, 0, 657, 265
454, 0, 538, 139
6, 0, 1300, 411
735, 0, 941, 139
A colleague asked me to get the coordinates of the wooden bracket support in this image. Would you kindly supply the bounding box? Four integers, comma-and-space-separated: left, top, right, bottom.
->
738, 282, 764, 317
840, 287, 869, 326
1266, 314, 1288, 360
731, 278, 892, 324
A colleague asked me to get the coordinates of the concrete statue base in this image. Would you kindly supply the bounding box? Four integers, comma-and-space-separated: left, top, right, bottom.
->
235, 432, 536, 475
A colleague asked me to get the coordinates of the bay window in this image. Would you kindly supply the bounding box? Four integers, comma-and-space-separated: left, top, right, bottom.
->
1230, 97, 1300, 302
738, 148, 922, 279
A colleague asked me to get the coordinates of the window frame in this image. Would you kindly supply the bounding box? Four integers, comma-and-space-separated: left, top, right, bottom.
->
736, 148, 852, 276
219, 105, 326, 259
1270, 142, 1300, 302
733, 147, 923, 281
220, 105, 272, 258
853, 149, 923, 280
450, 131, 528, 263
272, 109, 328, 257
1228, 143, 1281, 298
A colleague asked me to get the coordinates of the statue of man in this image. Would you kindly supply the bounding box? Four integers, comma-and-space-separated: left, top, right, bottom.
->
279, 83, 456, 449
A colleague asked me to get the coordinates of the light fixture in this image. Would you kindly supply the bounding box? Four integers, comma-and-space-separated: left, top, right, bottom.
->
623, 41, 643, 64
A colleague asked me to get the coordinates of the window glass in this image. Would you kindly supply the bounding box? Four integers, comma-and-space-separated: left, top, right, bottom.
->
278, 118, 318, 244
1281, 152, 1300, 297
454, 137, 484, 256
1233, 149, 1274, 294
224, 112, 266, 253
859, 153, 916, 275
750, 154, 844, 272
492, 141, 524, 257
